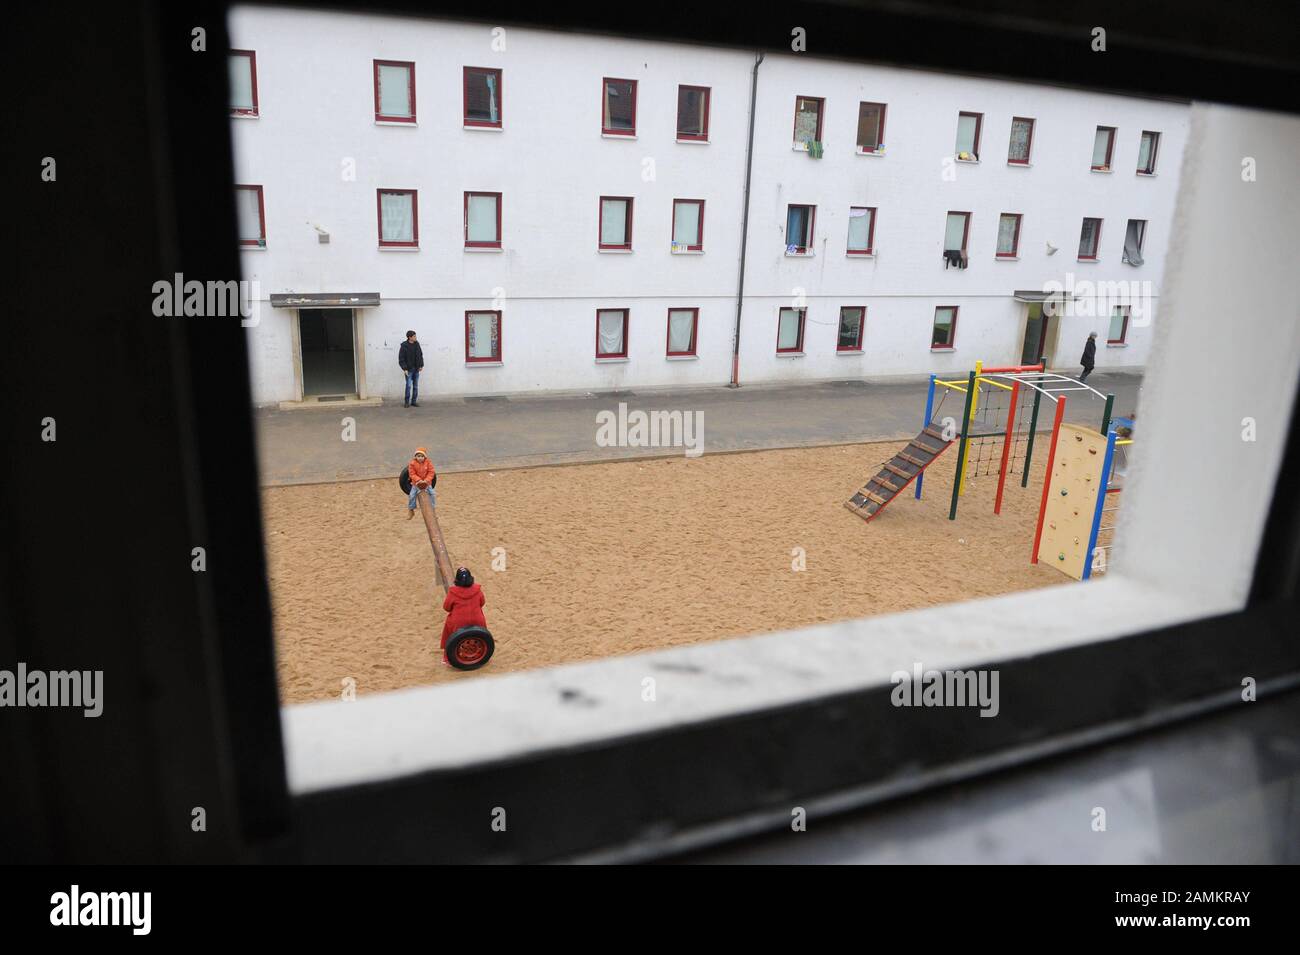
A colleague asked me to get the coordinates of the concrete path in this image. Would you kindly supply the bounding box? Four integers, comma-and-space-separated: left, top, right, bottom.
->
253, 371, 1143, 486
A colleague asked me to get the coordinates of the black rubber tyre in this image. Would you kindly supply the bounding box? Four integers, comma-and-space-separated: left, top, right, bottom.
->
445, 626, 495, 670
398, 466, 412, 495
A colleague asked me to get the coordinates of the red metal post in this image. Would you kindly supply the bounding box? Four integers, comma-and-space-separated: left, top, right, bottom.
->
994, 379, 1020, 515
1031, 395, 1067, 564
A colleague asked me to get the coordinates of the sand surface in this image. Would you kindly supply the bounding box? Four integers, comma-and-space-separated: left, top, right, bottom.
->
263, 440, 1070, 704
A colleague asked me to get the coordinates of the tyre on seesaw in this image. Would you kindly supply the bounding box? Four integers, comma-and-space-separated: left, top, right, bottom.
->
445, 625, 495, 670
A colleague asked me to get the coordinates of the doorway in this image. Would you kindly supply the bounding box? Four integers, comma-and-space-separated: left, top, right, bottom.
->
1021, 302, 1049, 366
299, 308, 356, 397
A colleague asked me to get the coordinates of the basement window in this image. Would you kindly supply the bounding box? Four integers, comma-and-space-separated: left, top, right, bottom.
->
1108, 305, 1130, 344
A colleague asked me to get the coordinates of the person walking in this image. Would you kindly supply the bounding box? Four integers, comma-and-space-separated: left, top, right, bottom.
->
1080, 331, 1097, 382
398, 330, 424, 407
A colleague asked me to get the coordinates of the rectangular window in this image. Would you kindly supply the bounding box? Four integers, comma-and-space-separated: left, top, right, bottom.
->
374, 60, 416, 123
777, 307, 806, 353
996, 213, 1022, 258
464, 192, 501, 248
598, 197, 633, 250
1007, 116, 1034, 164
596, 309, 629, 358
1137, 130, 1160, 174
671, 199, 704, 251
932, 306, 958, 349
1078, 217, 1103, 260
1123, 219, 1147, 266
793, 96, 824, 148
602, 78, 637, 135
228, 50, 258, 116
785, 204, 815, 254
666, 308, 698, 356
944, 211, 970, 251
837, 306, 865, 352
846, 206, 876, 255
1091, 126, 1116, 170
955, 111, 982, 159
465, 311, 502, 362
856, 102, 886, 152
676, 85, 710, 140
234, 185, 265, 247
377, 189, 418, 247
1108, 306, 1130, 344
463, 67, 502, 128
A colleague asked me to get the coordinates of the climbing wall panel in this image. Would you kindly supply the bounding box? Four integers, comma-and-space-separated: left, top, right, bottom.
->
1038, 423, 1108, 580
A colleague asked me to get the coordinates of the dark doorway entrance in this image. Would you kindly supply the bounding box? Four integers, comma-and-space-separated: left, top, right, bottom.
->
299, 308, 356, 397
1021, 303, 1048, 366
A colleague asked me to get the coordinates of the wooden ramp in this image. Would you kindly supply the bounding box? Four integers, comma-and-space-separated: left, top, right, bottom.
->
845, 425, 953, 522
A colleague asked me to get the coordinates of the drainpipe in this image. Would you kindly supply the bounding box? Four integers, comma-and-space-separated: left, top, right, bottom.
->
729, 51, 764, 388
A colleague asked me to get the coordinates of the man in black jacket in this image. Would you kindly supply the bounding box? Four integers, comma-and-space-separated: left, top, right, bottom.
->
398, 330, 424, 407
1080, 331, 1097, 382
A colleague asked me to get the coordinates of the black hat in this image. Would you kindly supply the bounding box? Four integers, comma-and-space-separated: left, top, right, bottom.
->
454, 567, 474, 587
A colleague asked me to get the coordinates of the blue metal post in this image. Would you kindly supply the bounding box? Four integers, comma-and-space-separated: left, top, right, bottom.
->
1083, 428, 1119, 581
916, 374, 937, 500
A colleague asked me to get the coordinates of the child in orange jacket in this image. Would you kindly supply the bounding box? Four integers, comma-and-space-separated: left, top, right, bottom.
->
406, 447, 436, 519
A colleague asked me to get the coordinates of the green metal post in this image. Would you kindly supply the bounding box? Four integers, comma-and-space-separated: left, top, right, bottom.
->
1021, 385, 1043, 488
1100, 393, 1114, 436
948, 370, 977, 520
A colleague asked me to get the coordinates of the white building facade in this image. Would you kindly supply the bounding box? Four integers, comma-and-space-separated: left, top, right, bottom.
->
229, 6, 1189, 405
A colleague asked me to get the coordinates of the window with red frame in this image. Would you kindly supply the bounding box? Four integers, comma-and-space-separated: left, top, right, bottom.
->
837, 306, 865, 351
1091, 126, 1116, 170
955, 111, 982, 159
671, 199, 704, 251
1137, 131, 1160, 174
666, 308, 698, 356
1108, 306, 1130, 344
676, 86, 710, 140
599, 197, 633, 250
464, 192, 501, 248
944, 211, 971, 267
228, 51, 258, 116
602, 78, 636, 135
847, 207, 876, 255
377, 189, 418, 247
932, 307, 958, 348
1078, 217, 1102, 260
996, 213, 1022, 258
1008, 117, 1034, 164
777, 307, 805, 353
596, 309, 629, 358
856, 102, 886, 152
464, 67, 501, 128
793, 96, 824, 148
786, 204, 815, 254
465, 311, 502, 362
234, 185, 265, 247
374, 60, 416, 123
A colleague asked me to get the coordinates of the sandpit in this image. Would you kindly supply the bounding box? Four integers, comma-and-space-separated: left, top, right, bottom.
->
262, 440, 1069, 704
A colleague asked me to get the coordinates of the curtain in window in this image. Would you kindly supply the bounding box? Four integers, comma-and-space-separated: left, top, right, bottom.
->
847, 208, 872, 250
1008, 119, 1032, 161
997, 215, 1018, 254
673, 202, 700, 246
677, 88, 705, 136
856, 104, 882, 148
1137, 134, 1154, 171
467, 195, 498, 243
235, 189, 262, 241
467, 312, 498, 359
600, 200, 627, 246
794, 100, 819, 144
228, 56, 254, 110
381, 192, 414, 242
944, 213, 967, 251
1123, 220, 1145, 266
485, 73, 498, 124
598, 311, 625, 355
378, 65, 412, 117
955, 114, 978, 154
668, 311, 695, 353
778, 309, 802, 350
1091, 128, 1111, 167
786, 206, 809, 248
1079, 219, 1100, 256
1109, 308, 1127, 341
838, 309, 862, 348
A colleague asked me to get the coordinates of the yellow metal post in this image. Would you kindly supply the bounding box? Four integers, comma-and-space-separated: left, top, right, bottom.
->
959, 359, 982, 496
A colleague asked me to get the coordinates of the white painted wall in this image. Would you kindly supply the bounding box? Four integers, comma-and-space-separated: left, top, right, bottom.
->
230, 7, 1188, 404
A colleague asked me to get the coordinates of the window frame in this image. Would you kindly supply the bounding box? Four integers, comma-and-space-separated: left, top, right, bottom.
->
373, 59, 417, 124
463, 66, 503, 129
846, 206, 877, 256
229, 49, 259, 117
995, 212, 1022, 258
665, 307, 700, 357
955, 111, 983, 159
671, 199, 705, 252
601, 77, 638, 136
1137, 130, 1160, 174
1091, 125, 1116, 171
376, 188, 419, 248
234, 184, 266, 248
944, 210, 971, 253
464, 310, 503, 363
1078, 216, 1103, 261
776, 306, 806, 354
1108, 305, 1131, 345
675, 85, 711, 141
598, 196, 634, 251
595, 308, 630, 359
855, 101, 887, 152
785, 204, 816, 254
931, 305, 958, 349
836, 305, 866, 352
463, 191, 502, 249
1007, 116, 1034, 164
1123, 218, 1147, 265
792, 95, 825, 147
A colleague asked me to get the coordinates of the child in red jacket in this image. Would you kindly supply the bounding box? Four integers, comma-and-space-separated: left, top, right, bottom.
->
441, 566, 487, 656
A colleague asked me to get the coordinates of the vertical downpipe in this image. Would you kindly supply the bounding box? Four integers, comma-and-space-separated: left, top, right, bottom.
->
729, 52, 764, 388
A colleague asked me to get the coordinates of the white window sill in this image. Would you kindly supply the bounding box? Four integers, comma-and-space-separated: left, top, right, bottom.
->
598, 248, 633, 254
776, 351, 805, 358
931, 346, 956, 352
846, 252, 875, 259
1077, 257, 1100, 264
379, 246, 420, 251
995, 255, 1019, 261
1091, 168, 1113, 174
595, 356, 629, 363
1136, 171, 1157, 177
602, 132, 637, 140
955, 157, 980, 164
230, 112, 259, 119
785, 251, 814, 258
676, 138, 709, 145
1106, 342, 1129, 348
856, 148, 885, 157
671, 248, 704, 255
466, 360, 504, 366
792, 143, 811, 152
464, 124, 503, 132
1008, 161, 1032, 167
666, 354, 699, 361
375, 119, 417, 127
464, 246, 503, 253
836, 349, 864, 355
240, 244, 268, 251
